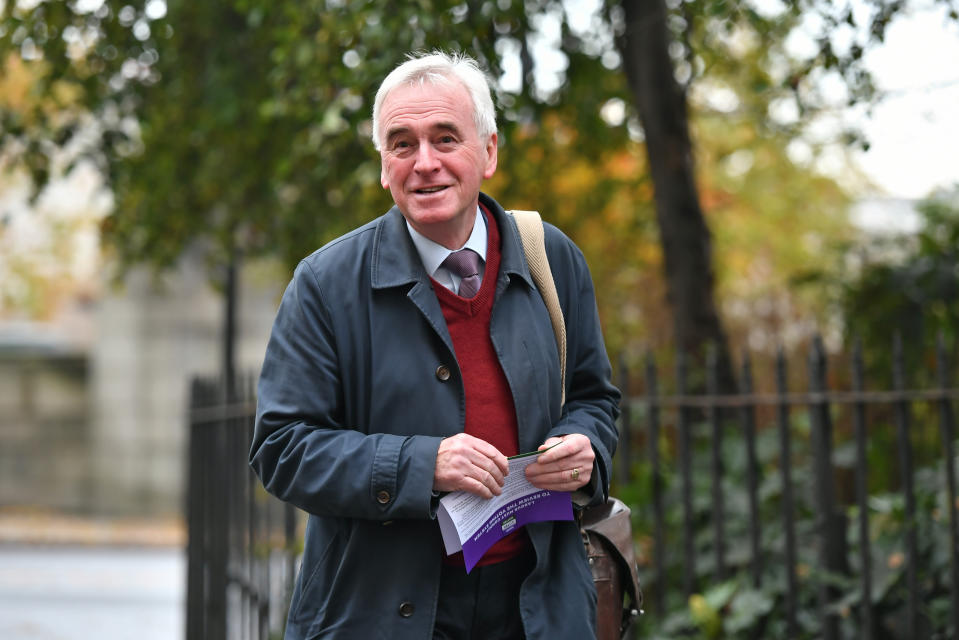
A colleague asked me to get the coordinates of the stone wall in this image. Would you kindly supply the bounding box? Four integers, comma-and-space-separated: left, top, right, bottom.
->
88, 255, 283, 516
0, 350, 93, 512
0, 254, 285, 517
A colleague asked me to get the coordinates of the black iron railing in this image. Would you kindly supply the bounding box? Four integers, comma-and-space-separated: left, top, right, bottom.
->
185, 334, 959, 638
185, 377, 298, 640
619, 335, 959, 638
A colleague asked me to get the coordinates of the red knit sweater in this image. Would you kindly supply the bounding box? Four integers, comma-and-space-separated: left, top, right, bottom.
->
432, 208, 530, 566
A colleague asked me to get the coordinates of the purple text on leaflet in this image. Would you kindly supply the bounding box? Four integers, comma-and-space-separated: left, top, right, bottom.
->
461, 490, 573, 572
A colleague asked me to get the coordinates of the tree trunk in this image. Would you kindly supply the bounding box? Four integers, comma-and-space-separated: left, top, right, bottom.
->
616, 0, 736, 392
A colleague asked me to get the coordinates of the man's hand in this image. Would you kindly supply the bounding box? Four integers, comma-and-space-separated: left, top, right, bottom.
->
433, 433, 509, 499
525, 434, 595, 491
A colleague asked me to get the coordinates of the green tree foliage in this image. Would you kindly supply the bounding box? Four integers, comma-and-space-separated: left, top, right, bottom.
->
0, 54, 111, 319
1, 0, 608, 274
831, 189, 959, 378
1, 0, 945, 352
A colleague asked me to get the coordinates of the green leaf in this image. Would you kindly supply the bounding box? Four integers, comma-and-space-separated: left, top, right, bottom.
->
726, 588, 775, 634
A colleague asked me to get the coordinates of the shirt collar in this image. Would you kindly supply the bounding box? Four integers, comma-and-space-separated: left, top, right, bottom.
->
405, 207, 488, 278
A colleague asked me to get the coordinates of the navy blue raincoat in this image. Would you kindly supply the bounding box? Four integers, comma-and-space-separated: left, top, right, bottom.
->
250, 193, 620, 639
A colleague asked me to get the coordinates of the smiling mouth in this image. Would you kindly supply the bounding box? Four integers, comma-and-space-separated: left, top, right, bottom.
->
415, 186, 448, 194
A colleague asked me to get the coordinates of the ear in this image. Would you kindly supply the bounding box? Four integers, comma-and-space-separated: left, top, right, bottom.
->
380, 158, 390, 190
482, 133, 498, 179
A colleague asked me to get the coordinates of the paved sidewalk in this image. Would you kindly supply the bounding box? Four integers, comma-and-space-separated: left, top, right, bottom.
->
0, 509, 186, 640
0, 545, 185, 640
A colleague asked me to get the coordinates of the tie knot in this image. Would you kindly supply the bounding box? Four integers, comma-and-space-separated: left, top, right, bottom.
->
442, 249, 482, 279
441, 249, 483, 298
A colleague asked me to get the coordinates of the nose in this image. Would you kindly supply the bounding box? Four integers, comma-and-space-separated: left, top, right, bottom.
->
413, 142, 441, 173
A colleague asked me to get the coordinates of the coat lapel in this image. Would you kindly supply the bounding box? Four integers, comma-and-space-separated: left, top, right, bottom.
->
370, 207, 455, 355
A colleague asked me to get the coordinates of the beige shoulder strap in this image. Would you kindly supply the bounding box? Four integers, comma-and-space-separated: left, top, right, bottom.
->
509, 210, 567, 408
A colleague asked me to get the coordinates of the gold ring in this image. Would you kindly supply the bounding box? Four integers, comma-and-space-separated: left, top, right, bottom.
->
571, 467, 580, 482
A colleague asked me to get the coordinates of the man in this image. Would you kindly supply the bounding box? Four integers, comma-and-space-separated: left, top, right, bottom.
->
250, 51, 620, 639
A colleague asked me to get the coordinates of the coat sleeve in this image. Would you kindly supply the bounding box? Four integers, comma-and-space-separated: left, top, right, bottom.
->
543, 226, 622, 506
249, 260, 442, 521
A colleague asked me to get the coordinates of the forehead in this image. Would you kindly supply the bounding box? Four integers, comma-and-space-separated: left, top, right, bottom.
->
379, 81, 476, 139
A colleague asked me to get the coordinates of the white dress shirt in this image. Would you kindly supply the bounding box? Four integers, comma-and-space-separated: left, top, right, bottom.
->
405, 207, 488, 296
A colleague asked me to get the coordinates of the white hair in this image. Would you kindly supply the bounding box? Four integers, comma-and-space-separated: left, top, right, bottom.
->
371, 50, 497, 150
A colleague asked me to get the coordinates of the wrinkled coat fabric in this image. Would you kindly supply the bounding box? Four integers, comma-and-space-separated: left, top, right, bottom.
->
250, 193, 620, 640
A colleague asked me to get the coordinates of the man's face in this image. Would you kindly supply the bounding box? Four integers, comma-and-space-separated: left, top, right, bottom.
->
378, 79, 497, 248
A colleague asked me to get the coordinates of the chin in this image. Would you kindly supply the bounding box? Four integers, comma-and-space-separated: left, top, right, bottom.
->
407, 199, 457, 219
411, 210, 458, 225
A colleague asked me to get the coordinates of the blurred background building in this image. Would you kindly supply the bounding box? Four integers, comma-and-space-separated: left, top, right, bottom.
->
0, 254, 282, 517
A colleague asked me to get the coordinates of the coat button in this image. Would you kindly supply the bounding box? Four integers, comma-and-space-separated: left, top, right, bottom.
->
376, 490, 391, 504
398, 601, 415, 617
435, 365, 451, 381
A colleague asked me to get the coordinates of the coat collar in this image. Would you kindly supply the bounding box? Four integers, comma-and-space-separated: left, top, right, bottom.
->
370, 192, 535, 292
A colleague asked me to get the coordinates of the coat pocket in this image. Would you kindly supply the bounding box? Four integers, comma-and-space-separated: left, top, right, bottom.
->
289, 523, 345, 625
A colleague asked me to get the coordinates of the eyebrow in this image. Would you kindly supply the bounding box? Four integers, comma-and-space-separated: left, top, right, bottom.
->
385, 121, 463, 146
384, 126, 410, 146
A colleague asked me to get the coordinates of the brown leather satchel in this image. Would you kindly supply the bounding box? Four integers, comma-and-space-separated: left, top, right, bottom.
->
511, 210, 643, 639
581, 498, 643, 639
